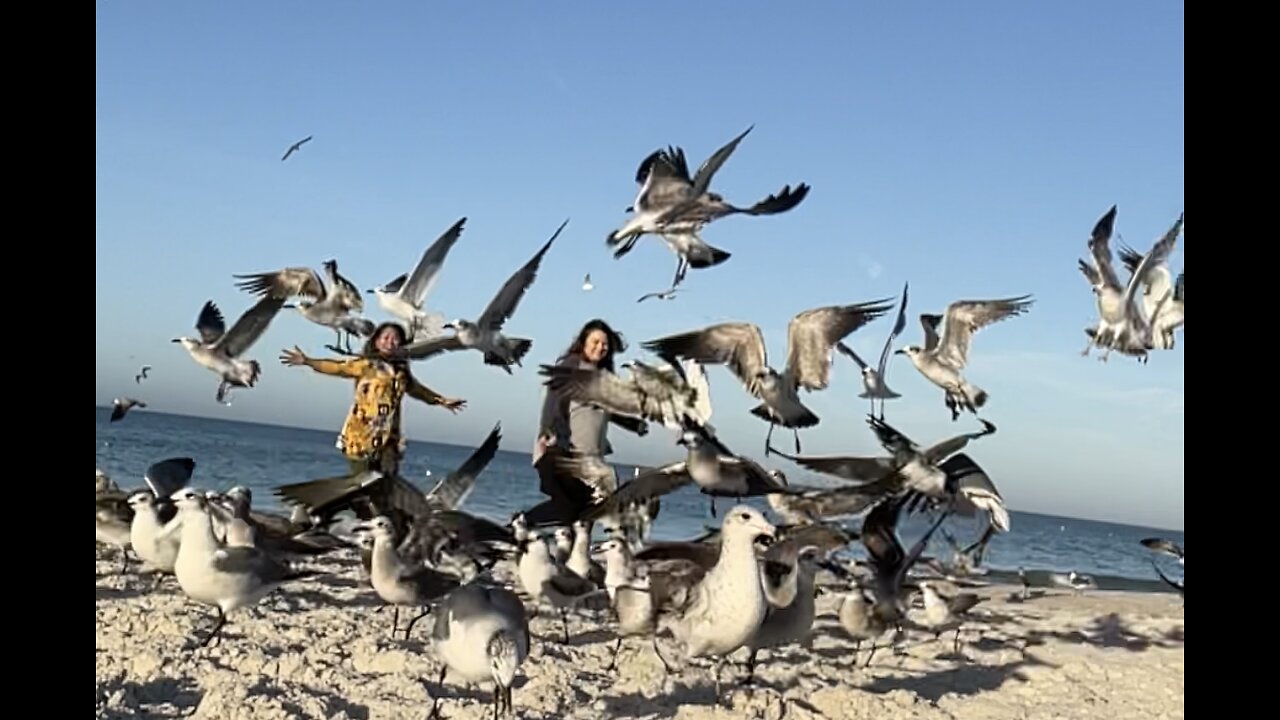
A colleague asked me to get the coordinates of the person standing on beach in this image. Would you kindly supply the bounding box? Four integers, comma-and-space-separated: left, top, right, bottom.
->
525, 318, 646, 525
274, 322, 466, 517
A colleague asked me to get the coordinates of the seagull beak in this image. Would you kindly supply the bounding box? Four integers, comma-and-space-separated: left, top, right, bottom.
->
170, 338, 181, 343
442, 323, 455, 331
624, 205, 634, 213
893, 348, 905, 355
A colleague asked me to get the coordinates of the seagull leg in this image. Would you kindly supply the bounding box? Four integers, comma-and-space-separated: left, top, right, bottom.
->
863, 643, 878, 667
560, 608, 571, 644
404, 607, 432, 639
709, 497, 717, 518
391, 606, 401, 637
764, 423, 777, 456
793, 428, 802, 454
712, 656, 728, 706
652, 636, 675, 674
741, 648, 759, 687
954, 627, 962, 654
427, 664, 447, 719
604, 636, 625, 674
673, 255, 689, 290
196, 607, 227, 649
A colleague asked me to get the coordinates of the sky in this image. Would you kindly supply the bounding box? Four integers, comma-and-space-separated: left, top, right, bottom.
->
96, 2, 1184, 530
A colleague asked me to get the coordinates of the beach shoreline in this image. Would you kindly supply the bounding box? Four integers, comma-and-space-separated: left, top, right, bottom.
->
96, 544, 1183, 720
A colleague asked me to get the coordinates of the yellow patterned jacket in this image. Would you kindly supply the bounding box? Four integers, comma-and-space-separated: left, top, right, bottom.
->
307, 356, 449, 460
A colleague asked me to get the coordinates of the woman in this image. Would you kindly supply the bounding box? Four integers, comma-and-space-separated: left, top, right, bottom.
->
280, 322, 466, 477
527, 319, 646, 524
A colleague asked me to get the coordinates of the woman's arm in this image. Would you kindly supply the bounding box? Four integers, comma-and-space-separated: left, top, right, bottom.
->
407, 373, 466, 412
280, 346, 365, 378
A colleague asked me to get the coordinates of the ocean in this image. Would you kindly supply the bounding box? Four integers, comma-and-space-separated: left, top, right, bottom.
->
96, 408, 1183, 593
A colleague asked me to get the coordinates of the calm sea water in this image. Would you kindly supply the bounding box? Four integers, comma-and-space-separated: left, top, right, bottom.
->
96, 408, 1183, 592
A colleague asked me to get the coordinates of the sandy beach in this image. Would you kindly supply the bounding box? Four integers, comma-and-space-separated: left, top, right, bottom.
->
95, 545, 1184, 720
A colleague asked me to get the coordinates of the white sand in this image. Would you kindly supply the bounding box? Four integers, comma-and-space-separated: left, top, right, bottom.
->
95, 546, 1184, 719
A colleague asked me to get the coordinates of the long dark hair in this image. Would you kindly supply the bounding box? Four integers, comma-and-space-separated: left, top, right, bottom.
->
362, 321, 410, 361
558, 318, 626, 373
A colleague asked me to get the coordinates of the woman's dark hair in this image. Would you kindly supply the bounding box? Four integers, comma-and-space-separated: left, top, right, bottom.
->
558, 318, 626, 372
363, 322, 410, 358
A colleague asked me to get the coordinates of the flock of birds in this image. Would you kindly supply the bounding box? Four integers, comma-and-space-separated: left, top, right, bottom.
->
100, 127, 1185, 716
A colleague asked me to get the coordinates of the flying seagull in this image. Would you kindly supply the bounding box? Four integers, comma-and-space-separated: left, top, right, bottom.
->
281, 135, 312, 162
897, 295, 1035, 420
582, 273, 593, 292
642, 299, 895, 453
172, 295, 288, 404
836, 281, 910, 419
1116, 221, 1185, 351
637, 287, 682, 304
537, 357, 713, 432
369, 217, 467, 342
134, 365, 152, 384
1140, 537, 1184, 566
234, 259, 374, 353
110, 397, 146, 422
396, 219, 565, 373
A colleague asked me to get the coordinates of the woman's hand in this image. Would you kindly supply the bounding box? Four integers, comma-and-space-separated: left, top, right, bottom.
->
441, 397, 467, 414
279, 346, 309, 367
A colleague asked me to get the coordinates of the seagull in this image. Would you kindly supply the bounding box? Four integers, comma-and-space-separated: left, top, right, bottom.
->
861, 492, 953, 628
836, 281, 910, 419
582, 273, 593, 291
110, 397, 146, 422
369, 217, 467, 342
172, 295, 288, 403
917, 581, 983, 653
355, 515, 462, 638
896, 295, 1035, 420
636, 287, 682, 304
396, 219, 565, 373
234, 260, 373, 353
429, 582, 530, 720
1117, 222, 1185, 351
606, 126, 810, 294
1140, 537, 1184, 566
281, 135, 312, 161
642, 299, 895, 453
134, 365, 151, 384
537, 357, 713, 432
126, 458, 197, 578
516, 531, 606, 643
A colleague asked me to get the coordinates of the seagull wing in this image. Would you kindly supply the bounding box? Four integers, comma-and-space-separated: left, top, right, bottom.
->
233, 267, 325, 300
1121, 212, 1183, 315
213, 295, 288, 358
144, 457, 196, 498
400, 334, 466, 361
936, 296, 1035, 370
922, 419, 997, 463
581, 462, 692, 523
323, 259, 364, 311
919, 314, 943, 352
399, 218, 467, 306
877, 282, 910, 376
1087, 204, 1123, 290
690, 125, 753, 196
477, 220, 564, 331
641, 322, 769, 398
424, 423, 502, 512
195, 301, 227, 344
772, 450, 896, 483
539, 365, 649, 420
786, 299, 895, 391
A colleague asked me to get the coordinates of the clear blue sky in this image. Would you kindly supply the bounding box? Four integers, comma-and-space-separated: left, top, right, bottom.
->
96, 2, 1184, 530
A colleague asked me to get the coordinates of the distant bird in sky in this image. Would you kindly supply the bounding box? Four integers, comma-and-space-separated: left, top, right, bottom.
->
582, 273, 594, 291
134, 365, 152, 384
637, 287, 681, 304
281, 135, 312, 162
111, 397, 146, 422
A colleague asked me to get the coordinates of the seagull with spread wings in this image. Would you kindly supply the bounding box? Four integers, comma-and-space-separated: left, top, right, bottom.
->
606, 126, 810, 296
281, 135, 312, 161
537, 357, 713, 432
396, 219, 565, 374
642, 299, 895, 453
172, 295, 288, 404
111, 397, 147, 422
369, 217, 467, 342
836, 281, 910, 420
234, 259, 374, 353
1116, 217, 1185, 351
134, 365, 152, 384
896, 295, 1034, 421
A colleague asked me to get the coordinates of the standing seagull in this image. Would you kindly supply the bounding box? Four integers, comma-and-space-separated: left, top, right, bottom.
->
836, 282, 910, 420
397, 219, 565, 373
134, 365, 151, 384
281, 135, 312, 161
110, 397, 146, 422
897, 295, 1035, 421
429, 582, 530, 719
370, 217, 468, 342
643, 299, 894, 453
172, 295, 288, 404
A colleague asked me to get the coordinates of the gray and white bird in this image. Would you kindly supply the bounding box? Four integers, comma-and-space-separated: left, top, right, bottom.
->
1140, 537, 1184, 566
110, 397, 146, 422
896, 295, 1035, 421
172, 294, 288, 404
369, 217, 467, 342
355, 515, 462, 638
538, 357, 713, 432
860, 492, 953, 627
838, 582, 895, 667
1116, 216, 1185, 351
916, 580, 983, 653
836, 281, 910, 420
96, 488, 135, 572
234, 260, 373, 353
606, 126, 810, 296
170, 488, 319, 647
516, 531, 605, 643
642, 299, 895, 453
126, 457, 197, 577
429, 582, 530, 719
397, 220, 565, 373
